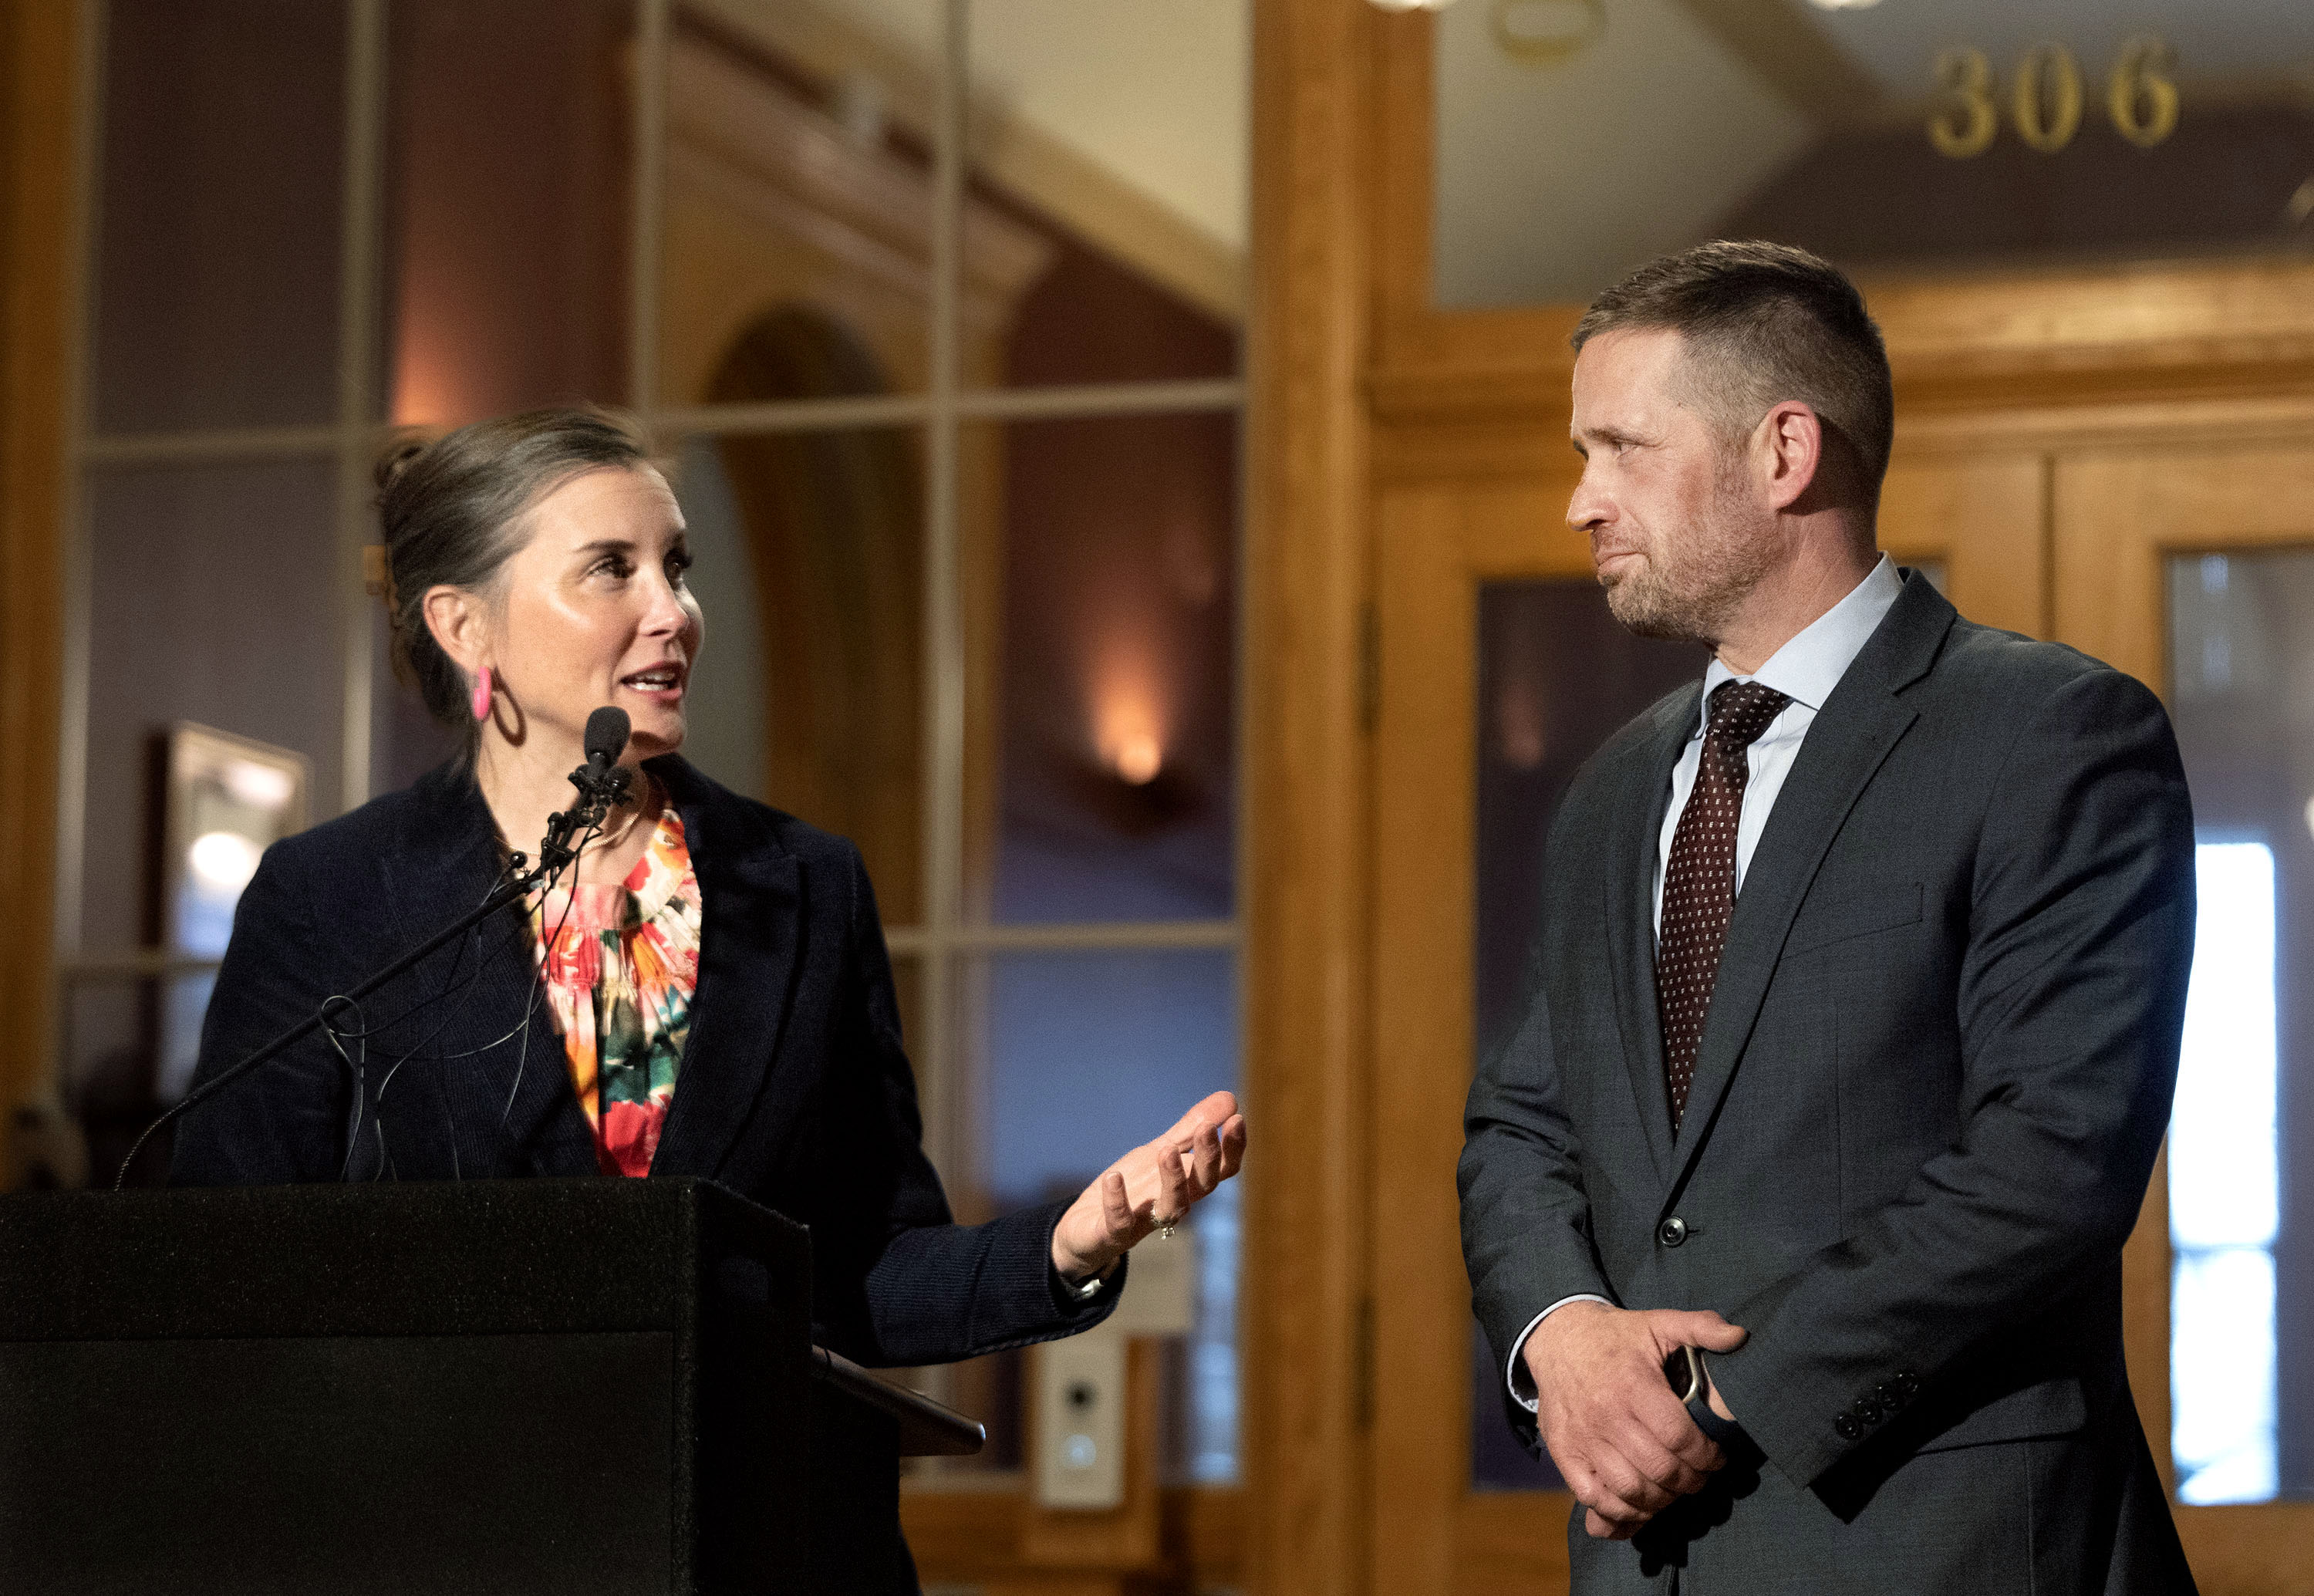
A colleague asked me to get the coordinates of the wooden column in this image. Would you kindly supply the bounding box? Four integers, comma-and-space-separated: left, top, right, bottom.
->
1241, 1, 1378, 1592
0, 0, 79, 1189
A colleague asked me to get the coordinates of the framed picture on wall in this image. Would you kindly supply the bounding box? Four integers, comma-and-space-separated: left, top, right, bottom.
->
157, 724, 309, 1102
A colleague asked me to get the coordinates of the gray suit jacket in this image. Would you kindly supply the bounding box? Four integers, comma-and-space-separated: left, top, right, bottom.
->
1459, 574, 2200, 1593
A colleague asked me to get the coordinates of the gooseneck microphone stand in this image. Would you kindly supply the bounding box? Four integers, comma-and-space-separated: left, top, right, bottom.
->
113, 731, 636, 1190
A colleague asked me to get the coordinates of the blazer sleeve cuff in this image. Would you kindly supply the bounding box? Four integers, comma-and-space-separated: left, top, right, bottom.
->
1699, 1338, 1849, 1485
1027, 1198, 1127, 1328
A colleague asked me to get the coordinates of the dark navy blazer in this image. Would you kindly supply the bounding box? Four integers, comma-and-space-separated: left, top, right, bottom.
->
171, 755, 1114, 1589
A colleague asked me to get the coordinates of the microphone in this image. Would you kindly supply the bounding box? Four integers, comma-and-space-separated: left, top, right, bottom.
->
532, 708, 633, 880
575, 706, 632, 805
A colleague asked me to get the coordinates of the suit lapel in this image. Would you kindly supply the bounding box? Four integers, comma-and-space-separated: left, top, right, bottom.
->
1601, 685, 1700, 1184
647, 759, 807, 1181
462, 903, 599, 1175
1665, 575, 1955, 1186
381, 768, 596, 1178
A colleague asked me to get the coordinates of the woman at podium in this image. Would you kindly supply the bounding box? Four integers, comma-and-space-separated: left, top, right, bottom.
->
170, 408, 1245, 1589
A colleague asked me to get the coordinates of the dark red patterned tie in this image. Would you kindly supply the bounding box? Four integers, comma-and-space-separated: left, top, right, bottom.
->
1657, 680, 1791, 1131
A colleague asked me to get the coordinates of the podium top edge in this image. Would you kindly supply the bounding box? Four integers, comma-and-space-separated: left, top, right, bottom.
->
0, 1176, 810, 1345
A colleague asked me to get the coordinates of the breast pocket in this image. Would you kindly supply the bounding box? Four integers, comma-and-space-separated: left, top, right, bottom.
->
1789, 880, 1924, 957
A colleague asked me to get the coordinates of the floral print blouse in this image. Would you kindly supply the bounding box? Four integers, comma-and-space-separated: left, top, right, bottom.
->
528, 791, 703, 1176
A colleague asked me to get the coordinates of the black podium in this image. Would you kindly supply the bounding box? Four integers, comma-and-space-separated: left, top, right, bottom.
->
0, 1177, 978, 1596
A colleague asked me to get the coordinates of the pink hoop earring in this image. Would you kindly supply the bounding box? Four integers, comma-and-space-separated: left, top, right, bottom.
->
471, 666, 494, 724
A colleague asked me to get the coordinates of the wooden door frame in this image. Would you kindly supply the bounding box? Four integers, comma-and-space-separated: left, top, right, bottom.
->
1239, 3, 1380, 1594
1241, 5, 2314, 1591
0, 0, 82, 1189
1368, 474, 1590, 1596
2054, 444, 2314, 1591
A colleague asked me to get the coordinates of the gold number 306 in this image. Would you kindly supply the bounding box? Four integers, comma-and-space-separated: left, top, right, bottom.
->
1929, 34, 2177, 157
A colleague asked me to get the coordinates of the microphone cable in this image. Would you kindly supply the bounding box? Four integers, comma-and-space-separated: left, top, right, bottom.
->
500, 808, 604, 1138
329, 864, 538, 1181
354, 822, 598, 1180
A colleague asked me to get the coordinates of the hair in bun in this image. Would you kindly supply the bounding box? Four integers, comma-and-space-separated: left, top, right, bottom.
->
373, 434, 430, 498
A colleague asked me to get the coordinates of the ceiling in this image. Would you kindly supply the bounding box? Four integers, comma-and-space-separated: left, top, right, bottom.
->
729, 0, 1250, 255
1438, 0, 1814, 306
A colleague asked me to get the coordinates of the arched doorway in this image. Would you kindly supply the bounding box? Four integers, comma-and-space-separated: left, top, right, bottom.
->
703, 305, 925, 925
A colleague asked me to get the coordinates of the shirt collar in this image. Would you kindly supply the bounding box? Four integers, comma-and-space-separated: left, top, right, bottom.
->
1697, 555, 1904, 725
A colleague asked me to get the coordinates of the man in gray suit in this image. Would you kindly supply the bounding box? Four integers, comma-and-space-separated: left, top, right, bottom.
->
1459, 241, 2198, 1591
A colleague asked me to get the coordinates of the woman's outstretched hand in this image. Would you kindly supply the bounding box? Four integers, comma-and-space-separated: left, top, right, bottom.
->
1051, 1090, 1247, 1284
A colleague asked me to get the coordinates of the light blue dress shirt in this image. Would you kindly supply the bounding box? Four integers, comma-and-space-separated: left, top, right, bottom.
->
1506, 556, 1906, 1412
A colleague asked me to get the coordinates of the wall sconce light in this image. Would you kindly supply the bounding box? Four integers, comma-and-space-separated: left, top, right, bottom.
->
1368, 0, 1458, 12
1111, 734, 1162, 787
1095, 673, 1168, 788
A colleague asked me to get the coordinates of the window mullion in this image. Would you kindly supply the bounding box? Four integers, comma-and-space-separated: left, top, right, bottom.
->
332, 0, 387, 815
630, 0, 671, 426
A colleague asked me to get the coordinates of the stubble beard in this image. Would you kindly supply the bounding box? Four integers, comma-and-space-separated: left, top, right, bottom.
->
1601, 468, 1773, 648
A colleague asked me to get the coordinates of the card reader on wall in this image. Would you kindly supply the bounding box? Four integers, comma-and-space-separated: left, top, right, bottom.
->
1031, 1227, 1198, 1510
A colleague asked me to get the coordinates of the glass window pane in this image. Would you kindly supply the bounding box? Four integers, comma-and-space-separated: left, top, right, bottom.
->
93, 0, 346, 434
670, 427, 925, 927
1434, 4, 2314, 308
2171, 842, 2279, 1254
2174, 1247, 2278, 1504
80, 461, 344, 957
2163, 548, 2314, 1503
61, 975, 170, 1188
383, 0, 633, 427
968, 0, 1245, 386
1470, 580, 1699, 1491
978, 949, 1235, 1205
656, 7, 931, 405
950, 948, 1240, 1483
967, 413, 1237, 925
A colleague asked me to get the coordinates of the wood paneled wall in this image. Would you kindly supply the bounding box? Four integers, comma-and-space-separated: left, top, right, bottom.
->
0, 0, 79, 1190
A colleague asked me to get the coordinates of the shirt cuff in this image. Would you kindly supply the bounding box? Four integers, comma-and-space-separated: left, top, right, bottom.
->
1047, 1252, 1127, 1318
1505, 1294, 1614, 1413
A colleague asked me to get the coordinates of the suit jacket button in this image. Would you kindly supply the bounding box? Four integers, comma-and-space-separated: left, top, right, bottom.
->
1893, 1372, 1921, 1399
1875, 1382, 1901, 1406
1835, 1413, 1862, 1440
1656, 1216, 1688, 1247
1857, 1401, 1884, 1425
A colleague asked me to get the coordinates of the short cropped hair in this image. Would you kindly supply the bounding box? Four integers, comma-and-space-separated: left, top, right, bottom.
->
1571, 241, 1894, 500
